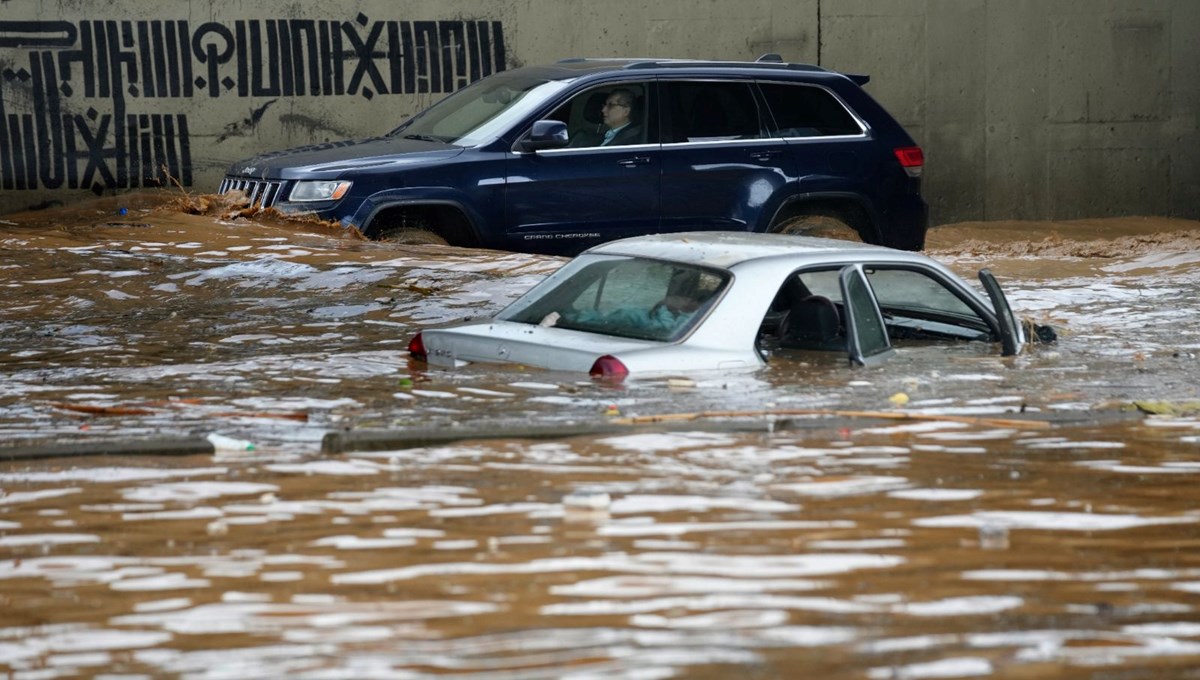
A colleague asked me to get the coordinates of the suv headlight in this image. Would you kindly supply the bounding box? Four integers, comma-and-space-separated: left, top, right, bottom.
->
288, 180, 352, 202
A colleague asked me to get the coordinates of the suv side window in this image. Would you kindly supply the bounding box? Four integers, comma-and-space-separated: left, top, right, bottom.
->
758, 82, 863, 138
548, 82, 653, 148
662, 81, 765, 143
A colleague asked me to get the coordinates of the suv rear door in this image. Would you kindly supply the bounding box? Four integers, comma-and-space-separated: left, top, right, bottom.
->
658, 79, 796, 233
757, 81, 876, 230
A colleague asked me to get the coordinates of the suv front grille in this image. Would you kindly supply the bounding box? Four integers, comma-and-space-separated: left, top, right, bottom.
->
218, 177, 284, 209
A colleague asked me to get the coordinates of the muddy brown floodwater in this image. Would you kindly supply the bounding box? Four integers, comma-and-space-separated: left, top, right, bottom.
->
2, 194, 1200, 679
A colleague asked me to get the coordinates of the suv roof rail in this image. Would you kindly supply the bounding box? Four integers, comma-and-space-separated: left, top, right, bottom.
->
551, 56, 860, 80
621, 59, 829, 72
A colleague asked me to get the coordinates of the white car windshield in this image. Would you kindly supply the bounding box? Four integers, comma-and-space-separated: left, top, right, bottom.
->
389, 73, 570, 147
501, 256, 730, 342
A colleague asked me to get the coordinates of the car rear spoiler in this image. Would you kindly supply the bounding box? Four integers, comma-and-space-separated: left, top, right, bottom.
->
844, 73, 870, 86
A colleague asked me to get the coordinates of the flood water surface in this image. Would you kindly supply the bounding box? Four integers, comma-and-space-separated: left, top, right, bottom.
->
2, 197, 1200, 678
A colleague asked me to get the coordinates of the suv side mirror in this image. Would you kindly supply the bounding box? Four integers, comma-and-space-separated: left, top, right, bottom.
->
520, 120, 569, 152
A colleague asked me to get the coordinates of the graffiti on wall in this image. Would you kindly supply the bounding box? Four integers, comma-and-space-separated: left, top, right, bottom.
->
0, 15, 507, 193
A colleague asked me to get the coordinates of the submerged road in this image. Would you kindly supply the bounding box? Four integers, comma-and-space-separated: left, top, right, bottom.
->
1, 195, 1199, 677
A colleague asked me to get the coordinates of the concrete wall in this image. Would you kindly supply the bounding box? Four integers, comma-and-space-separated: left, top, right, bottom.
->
1, 0, 1197, 225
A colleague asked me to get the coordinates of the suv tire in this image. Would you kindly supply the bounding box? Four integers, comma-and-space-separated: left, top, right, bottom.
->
771, 213, 861, 242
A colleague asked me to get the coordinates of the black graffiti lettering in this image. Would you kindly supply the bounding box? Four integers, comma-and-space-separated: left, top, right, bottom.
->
439, 22, 467, 92
343, 18, 387, 97
388, 22, 415, 95
249, 21, 280, 97
294, 21, 323, 97
113, 22, 139, 98
193, 22, 235, 98
412, 22, 438, 94
1, 16, 507, 192
77, 113, 116, 191
33, 51, 66, 189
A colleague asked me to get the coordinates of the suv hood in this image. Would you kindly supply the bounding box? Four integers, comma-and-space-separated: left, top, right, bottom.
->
225, 136, 465, 180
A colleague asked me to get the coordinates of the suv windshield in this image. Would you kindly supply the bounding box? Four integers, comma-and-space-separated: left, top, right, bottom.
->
389, 73, 570, 147
501, 256, 730, 342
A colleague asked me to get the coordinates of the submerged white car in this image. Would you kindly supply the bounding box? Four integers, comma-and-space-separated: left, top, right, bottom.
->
407, 232, 1045, 380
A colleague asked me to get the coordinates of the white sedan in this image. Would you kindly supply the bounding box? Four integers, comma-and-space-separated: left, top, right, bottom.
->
407, 232, 1046, 380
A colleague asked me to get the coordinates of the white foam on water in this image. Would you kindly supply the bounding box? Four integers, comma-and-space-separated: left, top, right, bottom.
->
265, 460, 382, 476
897, 595, 1023, 616
0, 533, 99, 547
508, 381, 560, 390
134, 598, 193, 613
631, 608, 790, 630
260, 571, 303, 582
857, 633, 960, 654
1122, 622, 1200, 636
1023, 440, 1126, 450
0, 467, 225, 484
808, 539, 907, 550
774, 476, 909, 497
222, 592, 272, 603
121, 482, 279, 503
859, 421, 969, 435
543, 593, 880, 616
457, 387, 516, 397
551, 575, 827, 598
964, 568, 1200, 582
609, 494, 799, 515
308, 535, 417, 550
112, 600, 498, 635
409, 389, 458, 398
40, 628, 172, 653
121, 507, 224, 521
433, 540, 478, 550
914, 510, 1196, 531
0, 488, 82, 505
110, 573, 211, 591
599, 519, 857, 538
46, 650, 112, 668
1076, 460, 1198, 474
381, 527, 447, 538
334, 551, 899, 585
868, 656, 993, 679
430, 502, 555, 518
888, 489, 983, 501
599, 432, 739, 453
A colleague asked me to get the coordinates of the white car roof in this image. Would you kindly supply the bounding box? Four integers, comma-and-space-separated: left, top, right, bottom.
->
587, 231, 906, 270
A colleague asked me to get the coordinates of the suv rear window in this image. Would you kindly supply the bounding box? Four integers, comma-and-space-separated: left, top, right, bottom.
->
759, 82, 863, 137
662, 81, 765, 143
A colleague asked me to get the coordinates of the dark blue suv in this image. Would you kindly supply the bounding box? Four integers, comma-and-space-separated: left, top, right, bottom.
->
220, 56, 928, 253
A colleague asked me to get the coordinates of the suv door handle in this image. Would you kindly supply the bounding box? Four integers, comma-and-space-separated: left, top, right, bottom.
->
749, 150, 782, 161
616, 156, 651, 168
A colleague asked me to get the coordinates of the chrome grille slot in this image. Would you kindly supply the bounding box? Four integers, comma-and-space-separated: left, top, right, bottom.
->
219, 177, 284, 209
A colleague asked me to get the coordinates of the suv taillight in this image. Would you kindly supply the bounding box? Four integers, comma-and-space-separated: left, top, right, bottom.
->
589, 355, 629, 381
407, 333, 427, 361
894, 146, 924, 178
